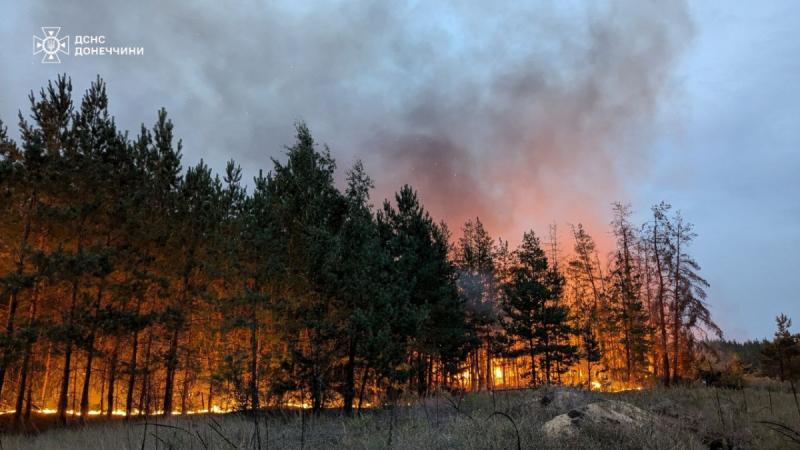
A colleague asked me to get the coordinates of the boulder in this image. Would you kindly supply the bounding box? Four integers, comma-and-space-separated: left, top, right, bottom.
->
542, 400, 655, 439
537, 388, 587, 412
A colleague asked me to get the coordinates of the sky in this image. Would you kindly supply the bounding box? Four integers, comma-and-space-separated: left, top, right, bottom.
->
0, 1, 797, 340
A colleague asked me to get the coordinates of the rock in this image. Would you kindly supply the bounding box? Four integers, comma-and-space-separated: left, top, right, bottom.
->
538, 388, 587, 412
542, 400, 655, 439
542, 413, 577, 438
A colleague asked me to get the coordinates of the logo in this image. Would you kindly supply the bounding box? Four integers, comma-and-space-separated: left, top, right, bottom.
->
33, 27, 69, 63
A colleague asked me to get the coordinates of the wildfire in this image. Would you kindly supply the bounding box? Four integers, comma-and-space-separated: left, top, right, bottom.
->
591, 382, 644, 393
0, 405, 240, 417
285, 400, 312, 409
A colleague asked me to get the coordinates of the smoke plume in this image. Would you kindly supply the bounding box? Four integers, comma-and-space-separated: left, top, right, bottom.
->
1, 0, 693, 245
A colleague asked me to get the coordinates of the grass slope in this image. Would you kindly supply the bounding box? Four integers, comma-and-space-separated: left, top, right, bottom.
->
2, 386, 799, 449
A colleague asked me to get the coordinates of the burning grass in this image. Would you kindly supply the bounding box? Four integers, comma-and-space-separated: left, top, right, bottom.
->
1, 384, 799, 449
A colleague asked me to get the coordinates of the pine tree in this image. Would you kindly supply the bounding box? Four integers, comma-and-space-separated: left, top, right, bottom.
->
665, 209, 721, 382
334, 160, 392, 415
66, 76, 133, 423
646, 202, 673, 386
761, 314, 800, 418
267, 123, 346, 412
567, 224, 613, 381
162, 160, 222, 416
424, 221, 474, 389
535, 257, 577, 384
581, 325, 602, 390
608, 203, 651, 383
568, 224, 605, 320
377, 186, 472, 397
762, 314, 800, 382
500, 231, 572, 385
20, 76, 120, 426
0, 78, 76, 413
455, 218, 499, 390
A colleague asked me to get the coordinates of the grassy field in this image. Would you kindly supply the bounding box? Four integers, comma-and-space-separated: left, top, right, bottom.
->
2, 385, 799, 449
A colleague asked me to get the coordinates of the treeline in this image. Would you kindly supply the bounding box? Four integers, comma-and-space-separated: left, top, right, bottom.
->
0, 76, 720, 425
704, 339, 768, 375
698, 315, 800, 396
761, 315, 800, 388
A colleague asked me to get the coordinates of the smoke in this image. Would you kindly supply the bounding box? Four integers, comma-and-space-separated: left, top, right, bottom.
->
2, 0, 693, 246
368, 1, 694, 246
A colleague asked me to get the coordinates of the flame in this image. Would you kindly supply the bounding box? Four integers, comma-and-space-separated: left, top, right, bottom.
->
0, 405, 240, 416
0, 352, 652, 413
285, 401, 312, 409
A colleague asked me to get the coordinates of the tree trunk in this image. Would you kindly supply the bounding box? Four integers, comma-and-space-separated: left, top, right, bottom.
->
140, 330, 153, 416
125, 329, 139, 418
0, 289, 21, 400
624, 327, 632, 382
621, 231, 635, 382
57, 277, 81, 426
671, 234, 681, 384
164, 270, 191, 417
23, 371, 33, 422
57, 342, 73, 425
249, 308, 260, 414
78, 338, 96, 423
587, 360, 592, 390
180, 365, 190, 414
416, 352, 427, 397
162, 327, 180, 416
543, 333, 551, 385
98, 362, 106, 414
0, 193, 35, 399
13, 284, 38, 427
652, 221, 670, 387
125, 294, 144, 419
13, 345, 30, 427
79, 282, 106, 422
342, 337, 356, 416
672, 314, 681, 383
486, 346, 492, 390
642, 245, 658, 380
106, 336, 119, 417
357, 365, 370, 414
528, 339, 537, 386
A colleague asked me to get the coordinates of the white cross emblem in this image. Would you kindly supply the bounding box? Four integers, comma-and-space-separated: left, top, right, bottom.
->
33, 27, 70, 64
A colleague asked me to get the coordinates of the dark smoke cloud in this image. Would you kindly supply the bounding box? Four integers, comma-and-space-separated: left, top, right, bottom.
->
0, 0, 693, 245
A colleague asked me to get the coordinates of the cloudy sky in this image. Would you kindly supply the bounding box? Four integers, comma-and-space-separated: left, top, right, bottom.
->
1, 1, 797, 340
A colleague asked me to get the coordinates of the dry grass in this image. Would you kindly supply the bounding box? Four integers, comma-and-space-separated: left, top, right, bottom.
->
2, 385, 799, 449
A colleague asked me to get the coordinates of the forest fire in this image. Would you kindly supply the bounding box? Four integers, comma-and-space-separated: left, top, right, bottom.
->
1, 0, 799, 446
0, 76, 720, 426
